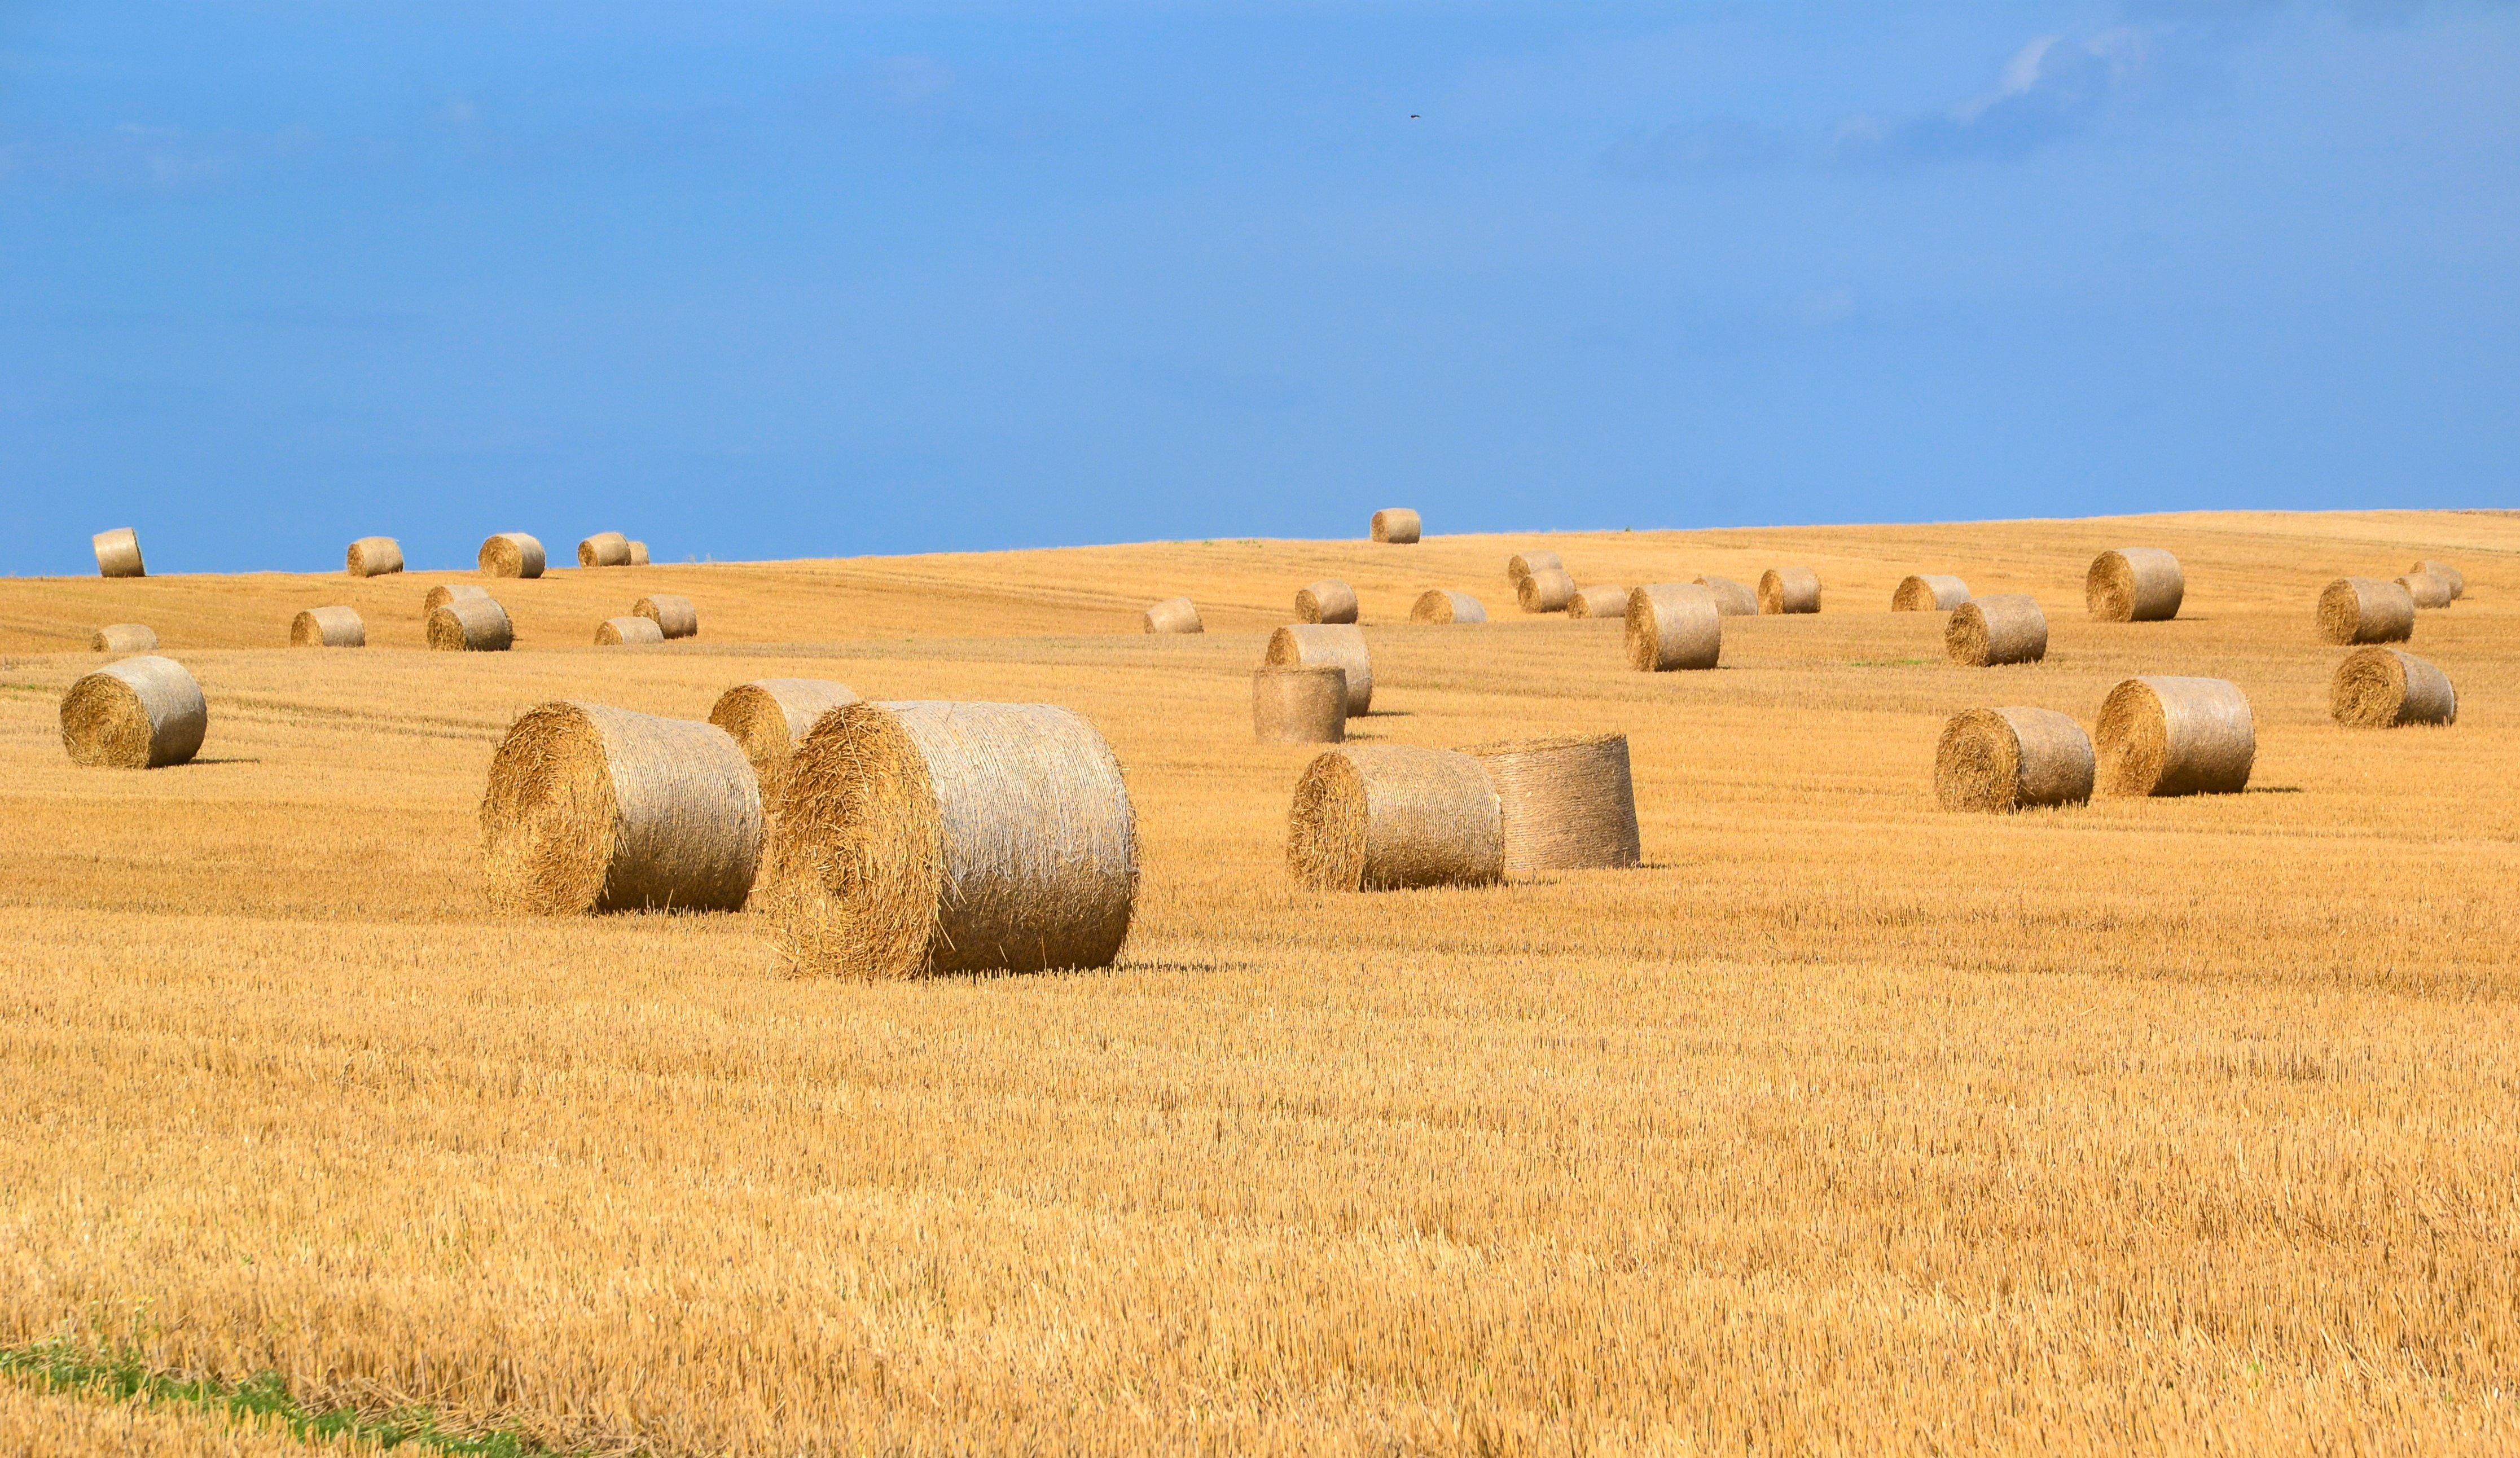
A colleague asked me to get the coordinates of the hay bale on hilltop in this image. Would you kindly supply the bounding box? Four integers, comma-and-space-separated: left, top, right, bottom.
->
2095, 677, 2254, 797
1463, 732, 1641, 876
90, 624, 156, 653
2397, 570, 2454, 611
424, 583, 490, 616
1507, 551, 1562, 586
1143, 597, 1204, 634
1296, 579, 1360, 625
1893, 574, 1970, 612
2410, 560, 2464, 599
481, 702, 761, 916
710, 679, 863, 805
1759, 568, 1821, 614
1288, 745, 1502, 891
579, 532, 632, 568
628, 541, 651, 566
771, 701, 1138, 979
1945, 594, 2048, 667
2316, 577, 2414, 645
2086, 548, 2183, 622
1252, 665, 1347, 744
1624, 584, 1720, 671
1568, 584, 1628, 620
1517, 567, 1575, 613
1371, 508, 1421, 544
60, 656, 205, 768
1693, 576, 1758, 616
635, 594, 699, 639
2332, 648, 2456, 728
1410, 590, 1486, 624
1934, 708, 2093, 813
93, 529, 145, 579
1265, 625, 1372, 715
596, 616, 663, 645
478, 533, 545, 579
290, 606, 366, 648
428, 597, 513, 652
345, 537, 404, 578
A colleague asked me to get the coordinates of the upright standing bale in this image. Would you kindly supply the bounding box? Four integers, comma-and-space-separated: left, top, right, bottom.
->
428, 597, 513, 652
478, 533, 545, 579
90, 625, 157, 653
1934, 708, 2094, 813
1296, 579, 1360, 625
1288, 745, 1502, 891
1945, 594, 2049, 666
1371, 508, 1421, 544
1462, 732, 1641, 875
1693, 576, 1758, 616
1758, 568, 1821, 614
93, 529, 145, 579
290, 606, 366, 648
1568, 584, 1630, 620
772, 701, 1138, 979
424, 583, 490, 616
579, 532, 632, 568
60, 656, 206, 768
2410, 560, 2464, 600
2398, 570, 2455, 610
1252, 665, 1347, 744
1517, 567, 1575, 613
627, 541, 651, 566
1893, 574, 1970, 612
2316, 577, 2415, 645
596, 616, 664, 645
1265, 625, 1373, 715
345, 537, 404, 577
2086, 548, 2184, 622
2331, 648, 2457, 728
709, 679, 864, 806
634, 594, 699, 640
1143, 597, 1204, 634
1624, 584, 1721, 671
1507, 551, 1563, 587
481, 702, 761, 915
1410, 590, 1486, 624
2095, 677, 2255, 797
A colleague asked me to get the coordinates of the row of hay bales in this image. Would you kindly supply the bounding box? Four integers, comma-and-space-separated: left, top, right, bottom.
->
86, 528, 657, 579
91, 587, 701, 655
1288, 734, 1641, 890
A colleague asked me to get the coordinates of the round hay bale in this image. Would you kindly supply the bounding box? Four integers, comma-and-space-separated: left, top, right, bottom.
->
2084, 548, 2183, 622
289, 606, 366, 648
1288, 745, 1502, 891
1893, 574, 1970, 612
2411, 560, 2464, 599
1253, 665, 1347, 744
1623, 584, 1721, 671
2331, 647, 2456, 728
1143, 597, 1204, 634
1568, 584, 1629, 620
1409, 590, 1486, 624
2316, 577, 2414, 644
627, 541, 651, 566
1693, 576, 1758, 616
1507, 550, 1562, 586
578, 532, 632, 569
2397, 570, 2454, 611
93, 528, 145, 579
428, 597, 513, 652
709, 678, 863, 805
1461, 732, 1641, 876
1296, 579, 1360, 625
478, 533, 545, 579
1933, 708, 2093, 813
634, 593, 699, 639
2095, 677, 2254, 797
1758, 568, 1820, 614
90, 624, 156, 653
1944, 594, 2048, 667
596, 616, 664, 646
1371, 508, 1421, 544
1265, 625, 1372, 715
771, 701, 1138, 979
345, 537, 404, 577
1517, 567, 1575, 613
424, 583, 490, 616
60, 656, 205, 768
480, 701, 761, 916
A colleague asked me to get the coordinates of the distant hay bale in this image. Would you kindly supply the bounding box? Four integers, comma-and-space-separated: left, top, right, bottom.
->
289, 606, 366, 648
2085, 548, 2184, 622
1462, 732, 1641, 875
424, 583, 490, 616
478, 533, 545, 579
480, 701, 762, 916
627, 541, 651, 566
427, 596, 513, 652
2095, 676, 2254, 797
1296, 578, 1360, 624
2316, 577, 2414, 644
345, 537, 404, 577
596, 616, 664, 645
634, 594, 699, 639
1693, 576, 1758, 616
1143, 596, 1204, 634
1568, 584, 1628, 620
1934, 708, 2093, 813
2410, 559, 2464, 599
1252, 665, 1347, 744
1892, 574, 1970, 612
1288, 745, 1502, 891
1623, 583, 1721, 671
1516, 567, 1575, 613
578, 532, 632, 568
2331, 647, 2456, 728
93, 528, 145, 579
1507, 550, 1562, 586
1758, 568, 1820, 614
1371, 508, 1421, 544
90, 624, 156, 653
771, 701, 1138, 979
1410, 590, 1486, 624
60, 656, 206, 768
2397, 570, 2454, 610
709, 679, 863, 805
1265, 625, 1373, 715
1944, 594, 2048, 666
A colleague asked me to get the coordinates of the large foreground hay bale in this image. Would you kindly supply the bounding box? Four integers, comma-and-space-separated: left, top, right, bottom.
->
60, 656, 205, 768
428, 597, 513, 652
2331, 648, 2456, 728
1410, 590, 1486, 624
709, 679, 864, 804
1893, 574, 1970, 612
1758, 568, 1820, 614
1296, 579, 1360, 624
481, 702, 761, 915
1288, 745, 1501, 891
1934, 708, 2093, 813
1945, 594, 2048, 666
90, 624, 156, 653
1569, 584, 1629, 620
772, 701, 1138, 979
635, 593, 699, 639
2095, 677, 2254, 797
1624, 584, 1720, 671
1371, 508, 1421, 544
596, 616, 664, 645
93, 528, 145, 579
1253, 666, 1346, 744
1507, 550, 1562, 586
1143, 597, 1204, 634
578, 532, 633, 568
1265, 625, 1373, 715
2316, 577, 2414, 644
1463, 732, 1641, 875
478, 533, 545, 578
290, 606, 366, 648
628, 541, 651, 566
2397, 570, 2454, 610
1693, 576, 1758, 616
424, 583, 490, 615
2410, 559, 2464, 599
1517, 567, 1575, 613
345, 537, 404, 577
2085, 548, 2183, 621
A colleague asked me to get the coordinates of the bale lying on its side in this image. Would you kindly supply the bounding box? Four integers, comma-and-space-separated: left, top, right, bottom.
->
1461, 732, 1641, 875
2397, 570, 2454, 610
1934, 708, 2093, 813
628, 541, 651, 566
1945, 594, 2048, 666
1568, 584, 1629, 620
1758, 568, 1820, 614
1143, 597, 1204, 634
93, 528, 145, 579
2095, 677, 2254, 797
90, 624, 157, 653
1624, 584, 1720, 671
428, 597, 513, 652
1410, 590, 1486, 624
771, 701, 1138, 979
635, 594, 699, 639
1893, 574, 1970, 612
424, 583, 490, 616
1507, 550, 1563, 586
478, 533, 545, 579
2085, 548, 2183, 622
1693, 576, 1758, 616
1288, 745, 1502, 891
481, 701, 761, 916
578, 532, 632, 568
2316, 577, 2414, 644
596, 616, 664, 645
1371, 508, 1421, 544
345, 537, 404, 577
1253, 665, 1346, 744
60, 656, 205, 768
1517, 567, 1575, 613
2410, 560, 2464, 599
1265, 625, 1373, 715
709, 678, 863, 804
290, 606, 365, 648
2331, 648, 2456, 728
1296, 579, 1360, 625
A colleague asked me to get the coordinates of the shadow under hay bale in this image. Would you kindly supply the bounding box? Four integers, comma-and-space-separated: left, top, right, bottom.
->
2086, 548, 2183, 622
1569, 583, 1628, 620
1144, 597, 1204, 634
1288, 744, 1501, 891
1693, 576, 1758, 616
2398, 570, 2454, 610
1265, 625, 1372, 715
1507, 550, 1562, 587
1410, 590, 1486, 624
345, 537, 403, 578
1934, 708, 2093, 813
478, 533, 545, 579
93, 528, 144, 579
2316, 577, 2414, 644
596, 616, 663, 645
2096, 676, 2254, 797
1625, 583, 1720, 671
710, 679, 863, 805
1759, 568, 1821, 614
1252, 665, 1347, 744
1517, 567, 1575, 613
578, 532, 633, 568
424, 583, 490, 616
1946, 594, 2048, 666
1461, 732, 1641, 876
90, 624, 156, 653
428, 597, 513, 652
1893, 574, 1970, 612
2332, 648, 2456, 727
2410, 559, 2464, 599
1371, 508, 1421, 544
1296, 579, 1359, 625
291, 606, 366, 648
635, 594, 699, 639
61, 656, 205, 768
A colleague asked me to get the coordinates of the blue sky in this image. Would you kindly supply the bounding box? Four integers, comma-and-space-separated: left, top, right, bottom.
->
2, 1, 2514, 573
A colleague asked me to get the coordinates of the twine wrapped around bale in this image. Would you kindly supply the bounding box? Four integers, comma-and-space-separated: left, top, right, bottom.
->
579, 532, 632, 569
424, 583, 490, 616
481, 701, 762, 916
1296, 579, 1360, 625
1934, 708, 2093, 813
1462, 732, 1641, 876
2316, 577, 2414, 645
1252, 665, 1347, 744
1758, 568, 1820, 614
771, 701, 1138, 980
478, 533, 545, 579
428, 597, 513, 652
1517, 567, 1575, 613
1265, 625, 1373, 715
290, 606, 366, 648
345, 537, 404, 577
1693, 576, 1758, 616
2332, 648, 2456, 728
2085, 549, 2184, 622
2095, 677, 2254, 797
1624, 584, 1721, 671
90, 624, 156, 653
1507, 550, 1563, 587
1371, 508, 1421, 544
2410, 560, 2464, 600
1945, 594, 2048, 667
93, 528, 145, 579
60, 656, 205, 768
2397, 570, 2454, 611
1569, 584, 1629, 620
628, 541, 651, 566
596, 616, 664, 645
1410, 590, 1486, 624
635, 594, 699, 639
709, 679, 863, 805
1143, 597, 1204, 634
1893, 574, 1970, 612
1288, 745, 1502, 891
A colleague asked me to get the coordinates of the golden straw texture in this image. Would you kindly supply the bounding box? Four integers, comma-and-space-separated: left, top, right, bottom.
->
59, 655, 207, 768
89, 623, 156, 653
1408, 590, 1486, 624
1296, 579, 1360, 625
289, 606, 366, 648
628, 540, 651, 565
1693, 576, 1759, 616
1288, 744, 1502, 891
1142, 597, 1204, 634
596, 616, 664, 646
1945, 594, 2048, 666
2331, 647, 2457, 728
1893, 574, 1970, 612
1461, 732, 1641, 876
1516, 567, 1575, 613
2095, 676, 2255, 797
2316, 577, 2415, 644
1568, 584, 1630, 620
709, 679, 863, 805
2411, 559, 2465, 599
1934, 707, 2094, 813
1506, 550, 1562, 586
92, 527, 144, 579
2085, 548, 2184, 621
1264, 625, 1373, 715
1624, 583, 1721, 671
635, 594, 699, 639
422, 583, 489, 616
579, 532, 633, 568
427, 597, 513, 652
477, 533, 545, 579
2398, 570, 2454, 610
1369, 508, 1421, 544
1251, 666, 1347, 744
345, 537, 404, 577
1758, 567, 1821, 614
